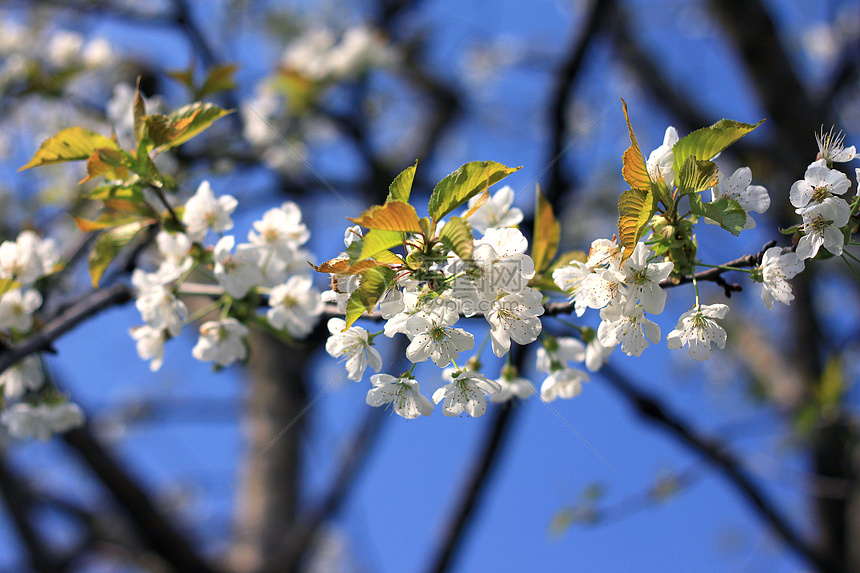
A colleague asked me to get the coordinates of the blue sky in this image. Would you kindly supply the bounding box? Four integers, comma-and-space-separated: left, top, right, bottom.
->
1, 0, 853, 571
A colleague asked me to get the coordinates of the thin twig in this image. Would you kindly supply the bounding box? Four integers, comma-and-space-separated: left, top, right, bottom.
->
599, 362, 838, 573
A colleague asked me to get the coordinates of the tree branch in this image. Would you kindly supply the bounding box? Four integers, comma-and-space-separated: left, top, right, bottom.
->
63, 423, 221, 573
544, 0, 614, 207
0, 455, 63, 572
255, 406, 388, 573
599, 362, 838, 573
0, 283, 133, 377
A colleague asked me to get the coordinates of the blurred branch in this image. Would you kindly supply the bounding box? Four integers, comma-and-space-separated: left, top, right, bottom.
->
599, 362, 837, 573
544, 0, 614, 207
606, 4, 710, 134
424, 401, 518, 573
0, 283, 133, 377
0, 455, 64, 572
256, 406, 388, 573
63, 423, 221, 573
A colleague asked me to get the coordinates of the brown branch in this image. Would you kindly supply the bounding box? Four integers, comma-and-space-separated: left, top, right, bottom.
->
544, 0, 615, 207
598, 362, 838, 573
0, 455, 63, 572
0, 283, 133, 377
255, 406, 388, 573
63, 423, 221, 573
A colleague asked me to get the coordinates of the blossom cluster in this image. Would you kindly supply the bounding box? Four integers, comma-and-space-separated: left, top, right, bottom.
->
0, 230, 84, 439
129, 181, 324, 372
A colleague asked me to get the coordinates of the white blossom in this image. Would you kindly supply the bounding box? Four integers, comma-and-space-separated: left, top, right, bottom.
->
646, 126, 679, 187
667, 304, 729, 361
490, 366, 535, 403
816, 126, 856, 164
597, 305, 661, 357
192, 318, 249, 367
405, 307, 474, 367
0, 230, 58, 284
130, 325, 168, 372
1, 402, 84, 440
465, 185, 524, 234
326, 318, 383, 381
267, 275, 323, 338
796, 198, 851, 260
536, 337, 586, 373
182, 181, 238, 241
213, 236, 264, 299
248, 201, 310, 256
432, 370, 501, 417
156, 231, 194, 277
584, 334, 613, 372
0, 355, 44, 399
620, 243, 673, 314
756, 247, 804, 309
710, 167, 770, 230
540, 367, 589, 402
485, 288, 544, 357
790, 159, 851, 211
132, 268, 188, 337
366, 374, 434, 418
0, 288, 42, 332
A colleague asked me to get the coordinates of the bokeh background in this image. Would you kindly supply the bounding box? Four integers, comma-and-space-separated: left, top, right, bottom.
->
0, 0, 858, 572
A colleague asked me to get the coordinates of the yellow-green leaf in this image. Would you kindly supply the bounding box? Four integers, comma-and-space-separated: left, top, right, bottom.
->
688, 194, 746, 235
157, 102, 233, 151
532, 186, 560, 273
618, 188, 657, 260
439, 216, 474, 260
620, 99, 652, 193
428, 161, 521, 222
133, 78, 147, 144
311, 256, 388, 275
80, 148, 133, 184
387, 160, 418, 203
348, 200, 422, 233
343, 266, 396, 328
671, 118, 765, 175
19, 127, 118, 171
676, 156, 719, 196
358, 229, 406, 260
88, 220, 152, 287
199, 63, 238, 98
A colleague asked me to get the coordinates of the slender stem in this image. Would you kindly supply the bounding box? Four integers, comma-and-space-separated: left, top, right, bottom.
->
840, 254, 860, 282
185, 296, 226, 325
841, 249, 860, 265
152, 187, 183, 229
696, 262, 754, 274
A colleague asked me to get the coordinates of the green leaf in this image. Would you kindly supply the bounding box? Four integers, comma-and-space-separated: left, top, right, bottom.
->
532, 186, 560, 273
80, 148, 134, 184
617, 188, 657, 260
158, 102, 233, 151
343, 266, 396, 328
199, 63, 238, 98
19, 127, 118, 171
676, 156, 719, 196
387, 160, 417, 203
358, 229, 406, 260
88, 220, 152, 287
688, 194, 746, 235
348, 201, 422, 233
133, 78, 147, 145
671, 118, 765, 176
620, 99, 652, 193
311, 255, 389, 275
439, 216, 474, 260
428, 161, 521, 222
